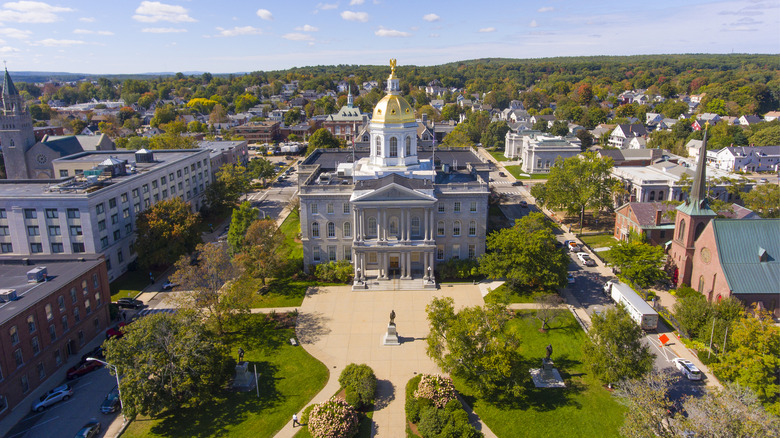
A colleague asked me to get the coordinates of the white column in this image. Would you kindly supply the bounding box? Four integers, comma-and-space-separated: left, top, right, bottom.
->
406, 210, 411, 241
382, 210, 388, 241
424, 208, 429, 241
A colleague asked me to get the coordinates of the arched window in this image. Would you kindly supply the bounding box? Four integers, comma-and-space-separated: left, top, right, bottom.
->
389, 137, 398, 157
368, 217, 377, 238
453, 221, 461, 237
678, 219, 686, 240
374, 136, 381, 155
389, 217, 398, 235
411, 216, 420, 236
697, 275, 705, 293
649, 191, 655, 201
343, 222, 351, 238
327, 222, 335, 238
694, 222, 705, 240
311, 222, 320, 238
658, 191, 664, 201
469, 220, 476, 236
405, 137, 411, 156
437, 220, 445, 237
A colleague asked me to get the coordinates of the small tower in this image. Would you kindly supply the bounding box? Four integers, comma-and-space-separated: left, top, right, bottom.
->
669, 126, 716, 287
1, 67, 36, 179
347, 85, 354, 108
369, 59, 419, 168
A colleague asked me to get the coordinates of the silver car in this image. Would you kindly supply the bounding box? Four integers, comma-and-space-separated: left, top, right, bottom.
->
672, 358, 703, 381
31, 384, 73, 412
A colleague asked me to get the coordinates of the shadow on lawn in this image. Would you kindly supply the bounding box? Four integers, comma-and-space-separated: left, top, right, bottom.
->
148, 361, 282, 438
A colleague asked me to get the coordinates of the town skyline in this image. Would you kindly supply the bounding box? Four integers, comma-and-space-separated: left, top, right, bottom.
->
0, 0, 777, 75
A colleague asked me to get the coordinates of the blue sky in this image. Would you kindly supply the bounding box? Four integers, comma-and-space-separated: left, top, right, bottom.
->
0, 0, 777, 74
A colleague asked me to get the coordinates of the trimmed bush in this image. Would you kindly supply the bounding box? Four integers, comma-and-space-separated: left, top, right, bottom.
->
406, 374, 482, 438
405, 374, 424, 424
314, 260, 353, 283
338, 363, 377, 409
414, 374, 457, 409
308, 397, 360, 438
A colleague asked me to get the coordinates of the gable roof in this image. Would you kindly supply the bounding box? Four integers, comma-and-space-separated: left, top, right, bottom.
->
621, 202, 677, 228
39, 136, 84, 156
711, 219, 780, 295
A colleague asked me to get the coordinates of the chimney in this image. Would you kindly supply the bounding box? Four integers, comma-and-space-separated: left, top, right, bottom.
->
655, 210, 662, 226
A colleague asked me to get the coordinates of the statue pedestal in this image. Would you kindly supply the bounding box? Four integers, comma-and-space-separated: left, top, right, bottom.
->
383, 323, 400, 346
530, 358, 565, 388
232, 361, 257, 391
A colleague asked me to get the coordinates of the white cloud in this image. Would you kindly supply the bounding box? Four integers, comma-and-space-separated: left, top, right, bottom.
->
73, 29, 114, 36
0, 27, 32, 39
133, 1, 195, 23
350, 0, 364, 4
375, 27, 410, 37
0, 46, 20, 53
537, 7, 554, 12
0, 1, 73, 23
295, 24, 319, 32
142, 27, 187, 33
35, 38, 85, 47
422, 13, 440, 22
478, 27, 495, 33
429, 33, 439, 38
256, 8, 273, 21
79, 17, 95, 23
316, 3, 338, 10
283, 32, 314, 41
529, 20, 538, 27
215, 26, 262, 37
341, 10, 368, 22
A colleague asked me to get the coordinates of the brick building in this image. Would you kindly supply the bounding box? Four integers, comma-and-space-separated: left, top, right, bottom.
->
232, 121, 280, 144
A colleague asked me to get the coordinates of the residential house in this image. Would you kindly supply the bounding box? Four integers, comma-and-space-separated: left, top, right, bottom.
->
711, 145, 780, 172
608, 124, 648, 149
614, 202, 677, 245
763, 111, 780, 122
737, 115, 762, 126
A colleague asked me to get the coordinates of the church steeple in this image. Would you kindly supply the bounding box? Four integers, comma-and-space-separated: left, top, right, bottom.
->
688, 125, 709, 209
347, 85, 354, 108
3, 66, 23, 114
0, 65, 37, 179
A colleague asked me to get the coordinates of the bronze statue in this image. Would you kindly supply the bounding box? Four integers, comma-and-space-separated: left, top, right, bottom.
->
390, 310, 396, 325
546, 344, 553, 360
389, 58, 397, 75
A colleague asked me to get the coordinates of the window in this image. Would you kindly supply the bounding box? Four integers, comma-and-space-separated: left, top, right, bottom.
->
48, 325, 56, 342
109, 198, 117, 209
311, 222, 320, 238
311, 203, 318, 214
0, 209, 5, 218
0, 226, 8, 235
70, 287, 77, 303
438, 204, 445, 213
98, 220, 106, 231
118, 249, 124, 263
94, 318, 100, 331
327, 203, 334, 214
658, 191, 664, 201
389, 137, 398, 157
405, 137, 411, 156
95, 291, 102, 306
95, 203, 104, 214
469, 220, 477, 236
169, 172, 174, 181
660, 230, 666, 239
468, 244, 476, 259
123, 208, 130, 219
72, 242, 85, 253
111, 214, 118, 225
1, 243, 12, 253
132, 188, 139, 198
437, 246, 444, 260
9, 326, 19, 345
312, 246, 320, 262
374, 136, 381, 154
367, 217, 377, 238
142, 184, 149, 194
93, 273, 99, 289
45, 208, 58, 218
27, 315, 36, 333
58, 296, 65, 312
134, 203, 140, 213
48, 225, 60, 236
24, 208, 36, 219
21, 374, 29, 393
51, 243, 63, 253
125, 223, 132, 234
177, 169, 182, 178
59, 169, 69, 177
78, 330, 84, 345
100, 237, 109, 249
54, 350, 62, 366
344, 247, 352, 261
411, 217, 420, 236
470, 201, 477, 213
162, 189, 168, 199
678, 219, 686, 240
121, 193, 128, 203
649, 191, 655, 202
37, 362, 46, 380
113, 230, 121, 241
61, 315, 69, 332
14, 349, 23, 368
70, 225, 82, 236
30, 243, 42, 253
389, 218, 398, 235
67, 208, 80, 219
152, 180, 158, 189
327, 222, 336, 238
31, 337, 40, 355
328, 246, 336, 261
27, 226, 39, 236
453, 221, 461, 236
85, 299, 91, 315
452, 244, 461, 260
343, 203, 350, 214
437, 221, 445, 237
368, 252, 377, 264
454, 202, 461, 212
343, 222, 351, 238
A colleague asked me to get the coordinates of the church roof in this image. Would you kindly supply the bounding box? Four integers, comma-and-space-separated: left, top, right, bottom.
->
712, 219, 780, 295
2, 68, 18, 97
41, 136, 84, 156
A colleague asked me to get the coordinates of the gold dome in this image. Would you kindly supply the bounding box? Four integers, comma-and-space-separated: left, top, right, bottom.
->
372, 94, 415, 125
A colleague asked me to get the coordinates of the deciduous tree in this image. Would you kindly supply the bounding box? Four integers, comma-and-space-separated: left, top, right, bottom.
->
134, 197, 201, 269
535, 293, 564, 331
741, 183, 779, 218
307, 128, 340, 155
609, 238, 667, 288
227, 202, 259, 253
235, 218, 285, 285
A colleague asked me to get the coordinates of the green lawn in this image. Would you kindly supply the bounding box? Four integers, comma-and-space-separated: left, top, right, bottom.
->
456, 311, 626, 438
488, 150, 510, 162
483, 284, 537, 304
578, 233, 617, 249
237, 275, 329, 308
279, 207, 303, 262
122, 314, 329, 438
109, 270, 151, 300
504, 166, 549, 180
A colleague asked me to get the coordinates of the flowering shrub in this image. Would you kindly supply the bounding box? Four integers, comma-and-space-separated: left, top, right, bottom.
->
414, 374, 457, 409
308, 397, 359, 438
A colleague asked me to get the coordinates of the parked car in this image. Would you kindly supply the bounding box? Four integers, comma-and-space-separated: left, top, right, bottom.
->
105, 322, 128, 340
567, 273, 575, 284
511, 181, 524, 186
520, 201, 528, 208
67, 359, 103, 379
498, 171, 506, 177
115, 298, 143, 309
162, 281, 178, 290
100, 387, 121, 414
74, 421, 101, 438
565, 240, 582, 252
577, 253, 597, 267
672, 358, 703, 381
31, 384, 73, 412
80, 346, 104, 363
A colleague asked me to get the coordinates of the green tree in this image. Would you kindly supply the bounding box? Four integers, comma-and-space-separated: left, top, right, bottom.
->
741, 183, 779, 218
609, 239, 667, 288
227, 202, 259, 253
440, 103, 459, 121
426, 297, 524, 399
747, 124, 780, 146
549, 120, 570, 136
480, 121, 510, 148
234, 93, 259, 113
102, 312, 234, 418
307, 128, 340, 155
530, 152, 615, 233
247, 157, 276, 185
206, 165, 249, 211
442, 124, 474, 147
209, 103, 228, 124
284, 109, 302, 126
479, 212, 568, 292
338, 364, 377, 409
582, 305, 655, 386
150, 104, 176, 128
235, 218, 285, 285
134, 197, 201, 269
711, 309, 780, 415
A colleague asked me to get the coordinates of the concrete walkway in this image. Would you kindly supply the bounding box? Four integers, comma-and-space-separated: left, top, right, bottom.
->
273, 284, 498, 438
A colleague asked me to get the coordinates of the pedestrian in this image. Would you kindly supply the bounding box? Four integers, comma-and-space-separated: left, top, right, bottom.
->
292, 413, 300, 427
122, 311, 126, 321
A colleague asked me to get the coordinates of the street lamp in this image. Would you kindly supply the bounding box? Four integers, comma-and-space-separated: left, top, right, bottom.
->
87, 357, 123, 416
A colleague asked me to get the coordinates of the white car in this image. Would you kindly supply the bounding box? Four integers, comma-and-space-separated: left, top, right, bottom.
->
672, 358, 703, 381
576, 252, 596, 266
32, 384, 73, 412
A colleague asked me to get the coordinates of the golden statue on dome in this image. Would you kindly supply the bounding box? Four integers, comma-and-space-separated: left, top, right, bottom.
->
389, 58, 397, 75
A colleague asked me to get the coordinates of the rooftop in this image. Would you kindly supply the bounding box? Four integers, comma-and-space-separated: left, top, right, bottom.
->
712, 219, 780, 295
0, 255, 104, 325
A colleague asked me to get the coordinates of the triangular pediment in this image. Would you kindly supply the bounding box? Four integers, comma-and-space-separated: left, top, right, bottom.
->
352, 182, 435, 203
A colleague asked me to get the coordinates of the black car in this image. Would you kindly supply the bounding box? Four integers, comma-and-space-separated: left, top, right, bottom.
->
74, 421, 101, 438
511, 181, 524, 186
101, 387, 121, 414
80, 346, 104, 363
116, 298, 143, 309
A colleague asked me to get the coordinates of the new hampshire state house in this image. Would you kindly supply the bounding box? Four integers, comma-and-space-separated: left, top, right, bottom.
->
298, 61, 490, 290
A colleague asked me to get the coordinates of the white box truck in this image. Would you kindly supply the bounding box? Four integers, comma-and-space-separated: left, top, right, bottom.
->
603, 280, 658, 330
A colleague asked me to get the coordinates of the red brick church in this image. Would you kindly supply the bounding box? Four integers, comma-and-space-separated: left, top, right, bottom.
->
668, 128, 779, 317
